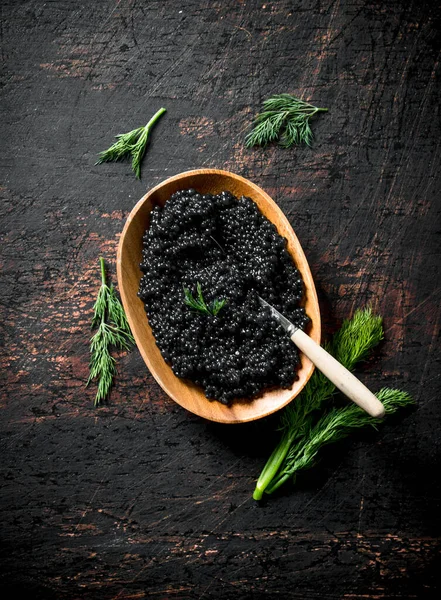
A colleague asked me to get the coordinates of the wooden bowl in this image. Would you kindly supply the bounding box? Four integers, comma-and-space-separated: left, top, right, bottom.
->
117, 169, 321, 424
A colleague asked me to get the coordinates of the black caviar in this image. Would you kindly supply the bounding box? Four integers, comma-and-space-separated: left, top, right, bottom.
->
138, 189, 308, 405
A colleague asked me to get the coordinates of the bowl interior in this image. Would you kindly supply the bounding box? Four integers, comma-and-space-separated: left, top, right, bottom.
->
117, 169, 321, 423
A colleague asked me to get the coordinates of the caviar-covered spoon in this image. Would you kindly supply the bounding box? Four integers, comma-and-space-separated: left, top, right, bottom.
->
117, 169, 321, 424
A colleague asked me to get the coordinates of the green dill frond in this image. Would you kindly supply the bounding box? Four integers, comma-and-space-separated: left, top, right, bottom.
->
245, 93, 327, 149
183, 284, 210, 315
87, 258, 134, 406
107, 285, 135, 342
183, 282, 227, 317
265, 388, 414, 493
90, 282, 109, 328
131, 125, 150, 179
87, 321, 117, 405
279, 118, 301, 148
245, 111, 287, 147
211, 297, 227, 316
96, 107, 166, 179
332, 308, 384, 369
96, 127, 144, 164
377, 387, 414, 413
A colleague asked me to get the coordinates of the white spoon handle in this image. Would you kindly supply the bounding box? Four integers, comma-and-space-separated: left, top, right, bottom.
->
291, 328, 385, 418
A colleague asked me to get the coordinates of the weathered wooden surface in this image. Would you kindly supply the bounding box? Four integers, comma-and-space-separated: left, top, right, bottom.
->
1, 0, 440, 598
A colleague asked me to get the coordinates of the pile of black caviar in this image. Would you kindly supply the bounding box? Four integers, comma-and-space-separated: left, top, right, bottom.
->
138, 189, 308, 405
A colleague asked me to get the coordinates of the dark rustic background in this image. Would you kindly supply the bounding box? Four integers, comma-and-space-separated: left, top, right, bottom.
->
1, 0, 440, 598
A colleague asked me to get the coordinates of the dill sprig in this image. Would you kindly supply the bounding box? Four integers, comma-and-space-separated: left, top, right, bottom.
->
183, 282, 227, 316
96, 127, 144, 164
87, 258, 135, 406
245, 93, 327, 148
264, 388, 414, 495
253, 309, 413, 500
96, 107, 166, 179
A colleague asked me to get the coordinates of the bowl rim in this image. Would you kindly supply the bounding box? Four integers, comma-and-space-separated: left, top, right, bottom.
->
117, 168, 321, 423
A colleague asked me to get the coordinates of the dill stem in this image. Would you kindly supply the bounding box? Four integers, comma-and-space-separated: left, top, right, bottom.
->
253, 430, 297, 500
146, 107, 166, 130
99, 258, 109, 327
99, 257, 107, 286
132, 107, 167, 178
293, 100, 327, 112
265, 473, 291, 495
288, 107, 328, 116
137, 108, 166, 153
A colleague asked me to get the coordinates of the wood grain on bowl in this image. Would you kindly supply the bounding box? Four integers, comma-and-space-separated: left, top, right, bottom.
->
117, 169, 321, 423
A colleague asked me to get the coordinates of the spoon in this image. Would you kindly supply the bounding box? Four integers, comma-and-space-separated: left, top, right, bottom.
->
117, 168, 321, 423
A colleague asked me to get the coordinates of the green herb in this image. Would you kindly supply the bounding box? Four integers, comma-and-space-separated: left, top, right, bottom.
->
263, 388, 413, 495
253, 309, 413, 500
245, 93, 327, 148
183, 282, 227, 316
96, 107, 166, 178
87, 258, 135, 406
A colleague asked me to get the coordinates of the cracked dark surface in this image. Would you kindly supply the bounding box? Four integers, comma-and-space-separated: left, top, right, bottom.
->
1, 0, 440, 598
